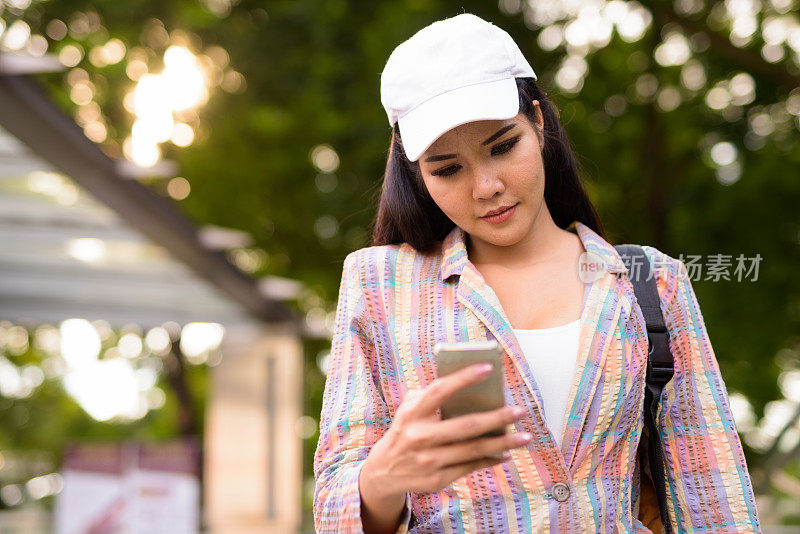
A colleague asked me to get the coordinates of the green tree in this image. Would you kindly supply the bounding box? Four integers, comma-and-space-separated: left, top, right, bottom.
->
2, 0, 799, 526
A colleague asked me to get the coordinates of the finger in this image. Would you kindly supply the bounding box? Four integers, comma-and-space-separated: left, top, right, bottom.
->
429, 431, 531, 468
413, 362, 495, 417
425, 405, 526, 446
438, 455, 509, 487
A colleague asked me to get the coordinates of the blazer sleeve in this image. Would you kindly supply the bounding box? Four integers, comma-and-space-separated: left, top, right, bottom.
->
646, 247, 762, 533
313, 251, 414, 534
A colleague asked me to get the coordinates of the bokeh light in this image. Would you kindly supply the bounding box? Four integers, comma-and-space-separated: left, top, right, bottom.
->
179, 322, 224, 365
125, 45, 208, 166
65, 238, 107, 263
310, 144, 340, 173
59, 319, 101, 369
167, 177, 191, 200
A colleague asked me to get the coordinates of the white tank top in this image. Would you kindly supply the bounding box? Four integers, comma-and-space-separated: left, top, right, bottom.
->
512, 318, 582, 448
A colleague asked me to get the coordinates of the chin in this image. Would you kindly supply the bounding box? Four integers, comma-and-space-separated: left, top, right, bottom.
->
491, 235, 523, 247
477, 228, 524, 247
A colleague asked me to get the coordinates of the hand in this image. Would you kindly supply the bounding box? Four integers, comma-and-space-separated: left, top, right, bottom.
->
360, 362, 531, 503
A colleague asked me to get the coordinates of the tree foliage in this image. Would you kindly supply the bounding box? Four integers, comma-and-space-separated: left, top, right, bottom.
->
2, 0, 800, 525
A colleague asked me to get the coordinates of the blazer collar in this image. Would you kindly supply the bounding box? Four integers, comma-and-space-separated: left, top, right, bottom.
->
438, 220, 633, 476
438, 220, 628, 281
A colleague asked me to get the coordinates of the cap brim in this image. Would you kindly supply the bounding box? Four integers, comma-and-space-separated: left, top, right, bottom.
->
398, 77, 520, 162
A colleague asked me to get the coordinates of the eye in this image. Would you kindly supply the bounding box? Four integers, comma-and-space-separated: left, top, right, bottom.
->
431, 164, 461, 177
430, 136, 521, 177
491, 136, 521, 156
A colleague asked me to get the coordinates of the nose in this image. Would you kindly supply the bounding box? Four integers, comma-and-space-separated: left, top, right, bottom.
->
472, 165, 505, 201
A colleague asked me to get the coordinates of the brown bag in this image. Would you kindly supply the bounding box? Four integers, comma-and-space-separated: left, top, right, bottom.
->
638, 470, 664, 534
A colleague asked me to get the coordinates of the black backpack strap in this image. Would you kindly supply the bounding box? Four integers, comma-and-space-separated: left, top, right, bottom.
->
614, 244, 674, 534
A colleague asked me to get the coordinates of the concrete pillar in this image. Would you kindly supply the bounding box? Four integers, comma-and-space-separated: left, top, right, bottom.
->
204, 322, 302, 533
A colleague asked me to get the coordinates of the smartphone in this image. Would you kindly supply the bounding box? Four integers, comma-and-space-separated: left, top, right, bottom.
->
434, 340, 506, 438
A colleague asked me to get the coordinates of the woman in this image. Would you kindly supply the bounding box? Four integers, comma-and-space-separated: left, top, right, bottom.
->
313, 13, 761, 534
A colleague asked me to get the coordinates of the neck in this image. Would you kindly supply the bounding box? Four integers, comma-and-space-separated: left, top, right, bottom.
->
466, 207, 570, 269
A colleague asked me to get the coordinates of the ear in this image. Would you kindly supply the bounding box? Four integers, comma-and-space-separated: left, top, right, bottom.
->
530, 99, 544, 131
529, 99, 545, 147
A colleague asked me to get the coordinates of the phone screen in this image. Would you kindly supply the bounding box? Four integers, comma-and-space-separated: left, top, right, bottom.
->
434, 341, 506, 438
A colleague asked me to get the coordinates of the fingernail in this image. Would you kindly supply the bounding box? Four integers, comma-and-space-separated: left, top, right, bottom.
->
475, 363, 493, 375
511, 406, 525, 417
515, 432, 532, 444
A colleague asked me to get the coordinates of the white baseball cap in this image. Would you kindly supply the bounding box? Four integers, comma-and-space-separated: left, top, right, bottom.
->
380, 13, 537, 162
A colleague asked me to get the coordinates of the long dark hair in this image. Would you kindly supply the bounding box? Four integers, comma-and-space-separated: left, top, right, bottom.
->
370, 77, 606, 252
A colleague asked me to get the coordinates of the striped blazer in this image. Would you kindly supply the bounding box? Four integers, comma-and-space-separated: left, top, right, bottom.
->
313, 220, 761, 533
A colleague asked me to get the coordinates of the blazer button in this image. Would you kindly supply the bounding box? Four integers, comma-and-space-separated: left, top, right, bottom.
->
551, 482, 570, 502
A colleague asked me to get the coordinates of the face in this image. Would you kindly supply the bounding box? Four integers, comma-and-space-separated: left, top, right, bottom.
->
417, 101, 546, 255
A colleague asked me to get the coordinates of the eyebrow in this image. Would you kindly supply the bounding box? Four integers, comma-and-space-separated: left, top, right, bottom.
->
423, 124, 518, 162
482, 123, 517, 145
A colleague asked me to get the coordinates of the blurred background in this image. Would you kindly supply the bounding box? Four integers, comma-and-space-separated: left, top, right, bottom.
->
0, 0, 798, 532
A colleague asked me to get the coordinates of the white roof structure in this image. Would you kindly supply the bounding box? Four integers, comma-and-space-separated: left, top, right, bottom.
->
0, 53, 297, 332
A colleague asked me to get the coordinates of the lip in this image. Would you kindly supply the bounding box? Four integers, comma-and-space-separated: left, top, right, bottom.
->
481, 204, 518, 218
480, 203, 518, 224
